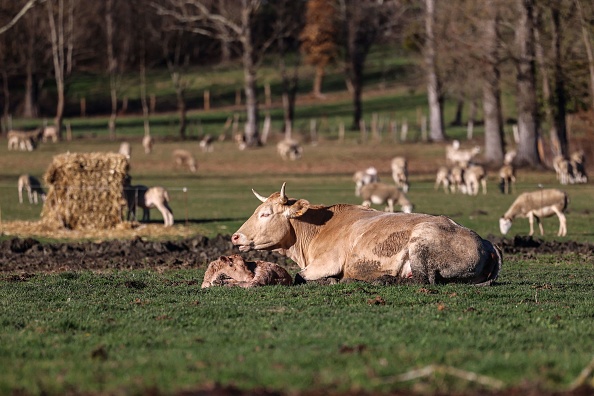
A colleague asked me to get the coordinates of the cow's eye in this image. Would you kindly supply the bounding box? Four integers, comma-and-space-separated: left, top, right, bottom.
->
260, 212, 270, 218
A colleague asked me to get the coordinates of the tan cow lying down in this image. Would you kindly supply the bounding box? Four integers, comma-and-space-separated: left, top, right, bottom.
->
232, 183, 502, 285
201, 255, 293, 288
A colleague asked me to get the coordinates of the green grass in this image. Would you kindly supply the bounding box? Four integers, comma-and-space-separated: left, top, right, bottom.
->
1, 256, 593, 395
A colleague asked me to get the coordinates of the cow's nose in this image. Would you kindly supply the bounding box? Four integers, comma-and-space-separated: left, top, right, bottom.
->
231, 233, 241, 245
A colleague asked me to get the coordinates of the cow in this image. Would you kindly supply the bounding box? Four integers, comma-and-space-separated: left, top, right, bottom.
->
232, 183, 502, 285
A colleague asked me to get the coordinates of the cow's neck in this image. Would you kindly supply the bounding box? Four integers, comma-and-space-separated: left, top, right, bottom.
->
285, 204, 342, 268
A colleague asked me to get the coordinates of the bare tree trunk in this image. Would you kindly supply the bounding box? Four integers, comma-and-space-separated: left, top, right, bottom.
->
140, 39, 150, 138
241, 1, 260, 147
46, 0, 66, 133
23, 58, 38, 118
535, 24, 556, 155
106, 0, 117, 140
514, 0, 541, 167
425, 0, 446, 142
451, 99, 464, 126
482, 2, 505, 166
550, 6, 568, 157
576, 0, 594, 110
1, 70, 9, 120
313, 65, 325, 98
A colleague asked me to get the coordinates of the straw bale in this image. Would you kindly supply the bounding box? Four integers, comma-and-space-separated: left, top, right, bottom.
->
41, 152, 129, 230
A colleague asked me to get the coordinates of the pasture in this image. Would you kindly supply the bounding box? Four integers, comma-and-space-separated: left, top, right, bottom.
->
1, 110, 593, 395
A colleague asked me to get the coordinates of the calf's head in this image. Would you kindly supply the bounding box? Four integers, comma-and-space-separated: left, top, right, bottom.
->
232, 183, 309, 252
202, 254, 254, 288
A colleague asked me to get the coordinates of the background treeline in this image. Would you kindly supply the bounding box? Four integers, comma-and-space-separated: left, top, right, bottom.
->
0, 0, 593, 167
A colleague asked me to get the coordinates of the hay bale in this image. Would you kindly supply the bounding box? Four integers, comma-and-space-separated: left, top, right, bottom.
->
41, 152, 129, 230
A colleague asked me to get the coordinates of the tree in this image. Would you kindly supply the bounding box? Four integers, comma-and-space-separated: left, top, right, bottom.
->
299, 0, 338, 98
514, 0, 541, 167
46, 0, 75, 133
153, 0, 277, 147
481, 0, 505, 165
424, 0, 446, 141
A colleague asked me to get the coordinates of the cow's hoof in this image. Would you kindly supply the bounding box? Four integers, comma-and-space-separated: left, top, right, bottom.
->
293, 273, 307, 285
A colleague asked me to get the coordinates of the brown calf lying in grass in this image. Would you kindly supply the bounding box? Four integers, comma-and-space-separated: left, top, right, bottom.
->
201, 255, 293, 288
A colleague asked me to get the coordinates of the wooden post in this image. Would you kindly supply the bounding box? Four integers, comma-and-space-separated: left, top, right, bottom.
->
204, 90, 210, 111
80, 97, 86, 117
150, 94, 156, 114
310, 118, 318, 145
400, 119, 408, 142
371, 112, 379, 142
265, 83, 271, 108
512, 124, 520, 144
390, 119, 398, 142
421, 115, 428, 142
338, 120, 345, 142
66, 123, 72, 141
359, 119, 367, 143
261, 113, 271, 144
235, 89, 242, 106
467, 119, 474, 140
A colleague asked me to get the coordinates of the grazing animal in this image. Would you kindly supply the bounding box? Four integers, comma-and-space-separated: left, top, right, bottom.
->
353, 167, 379, 197
391, 156, 409, 192
142, 135, 153, 154
498, 164, 516, 194
124, 179, 174, 226
553, 155, 573, 185
276, 139, 303, 161
446, 140, 481, 167
359, 182, 413, 213
464, 164, 487, 195
172, 149, 197, 172
200, 134, 215, 152
119, 141, 131, 159
18, 174, 46, 204
201, 255, 293, 288
42, 126, 59, 143
570, 150, 587, 184
499, 189, 568, 237
232, 183, 502, 285
7, 129, 41, 151
449, 165, 466, 193
434, 166, 451, 193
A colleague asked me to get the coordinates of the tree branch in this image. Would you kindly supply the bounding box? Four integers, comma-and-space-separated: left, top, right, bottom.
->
0, 0, 45, 35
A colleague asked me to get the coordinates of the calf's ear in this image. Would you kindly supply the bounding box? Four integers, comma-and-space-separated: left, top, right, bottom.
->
285, 199, 310, 219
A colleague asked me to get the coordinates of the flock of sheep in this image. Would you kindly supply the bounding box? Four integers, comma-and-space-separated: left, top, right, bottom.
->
352, 139, 587, 238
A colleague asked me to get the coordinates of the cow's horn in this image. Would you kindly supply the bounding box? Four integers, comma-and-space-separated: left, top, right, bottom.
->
279, 182, 287, 203
252, 189, 267, 203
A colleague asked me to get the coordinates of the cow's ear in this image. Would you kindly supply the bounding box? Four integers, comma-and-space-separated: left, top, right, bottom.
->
285, 199, 309, 218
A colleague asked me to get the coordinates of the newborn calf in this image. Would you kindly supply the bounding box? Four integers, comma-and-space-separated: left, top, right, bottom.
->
201, 255, 293, 288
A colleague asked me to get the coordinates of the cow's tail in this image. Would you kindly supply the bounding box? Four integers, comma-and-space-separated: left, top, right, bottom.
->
475, 242, 503, 286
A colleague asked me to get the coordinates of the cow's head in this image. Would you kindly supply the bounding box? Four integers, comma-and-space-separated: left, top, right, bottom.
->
232, 183, 310, 252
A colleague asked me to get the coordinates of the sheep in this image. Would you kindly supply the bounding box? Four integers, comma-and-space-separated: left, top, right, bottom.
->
124, 180, 174, 226
570, 150, 587, 184
119, 141, 131, 159
446, 140, 481, 167
199, 134, 215, 152
17, 174, 46, 204
449, 165, 466, 194
42, 125, 59, 143
142, 135, 153, 154
276, 139, 303, 161
172, 149, 197, 172
464, 164, 487, 195
7, 129, 41, 151
498, 164, 516, 194
391, 156, 409, 192
353, 166, 379, 197
234, 133, 247, 151
359, 182, 413, 213
201, 254, 293, 288
499, 188, 568, 237
434, 166, 451, 193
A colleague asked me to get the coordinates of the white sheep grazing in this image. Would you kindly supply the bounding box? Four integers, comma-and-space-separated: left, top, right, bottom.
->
445, 140, 481, 167
119, 141, 131, 159
277, 139, 303, 161
7, 130, 41, 151
142, 135, 153, 154
391, 156, 409, 192
498, 164, 516, 194
464, 164, 487, 195
18, 174, 46, 204
570, 150, 587, 184
434, 166, 451, 193
172, 149, 197, 172
499, 188, 568, 237
353, 167, 379, 197
360, 182, 413, 213
124, 181, 174, 226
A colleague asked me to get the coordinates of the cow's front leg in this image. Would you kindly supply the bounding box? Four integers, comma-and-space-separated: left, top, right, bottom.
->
297, 260, 343, 282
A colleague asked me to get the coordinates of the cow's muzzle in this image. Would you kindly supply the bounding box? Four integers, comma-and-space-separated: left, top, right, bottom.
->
231, 233, 252, 252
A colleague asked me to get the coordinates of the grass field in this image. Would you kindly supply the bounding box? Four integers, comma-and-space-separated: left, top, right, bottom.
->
1, 55, 593, 394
